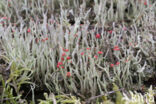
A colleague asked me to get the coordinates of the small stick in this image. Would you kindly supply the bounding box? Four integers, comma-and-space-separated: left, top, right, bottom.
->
0, 97, 17, 102
85, 88, 124, 104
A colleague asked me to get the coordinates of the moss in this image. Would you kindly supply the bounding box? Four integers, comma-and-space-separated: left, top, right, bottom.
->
113, 83, 124, 104
101, 96, 114, 104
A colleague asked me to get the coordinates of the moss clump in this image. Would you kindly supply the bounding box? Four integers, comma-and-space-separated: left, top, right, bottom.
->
113, 83, 124, 104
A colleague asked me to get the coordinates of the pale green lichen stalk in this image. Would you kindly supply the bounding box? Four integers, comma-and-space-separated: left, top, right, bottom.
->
122, 86, 155, 104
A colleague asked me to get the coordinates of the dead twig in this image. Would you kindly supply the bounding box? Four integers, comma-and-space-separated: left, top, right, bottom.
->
0, 98, 17, 102
85, 88, 124, 104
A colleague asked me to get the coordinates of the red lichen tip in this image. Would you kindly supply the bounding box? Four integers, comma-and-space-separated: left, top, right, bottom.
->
62, 53, 66, 57
113, 46, 120, 51
81, 52, 84, 55
94, 55, 98, 59
98, 51, 103, 54
67, 56, 71, 60
57, 62, 63, 65
27, 28, 31, 33
108, 30, 113, 34
63, 48, 69, 52
110, 64, 114, 67
95, 33, 101, 39
66, 72, 71, 77
116, 62, 120, 66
